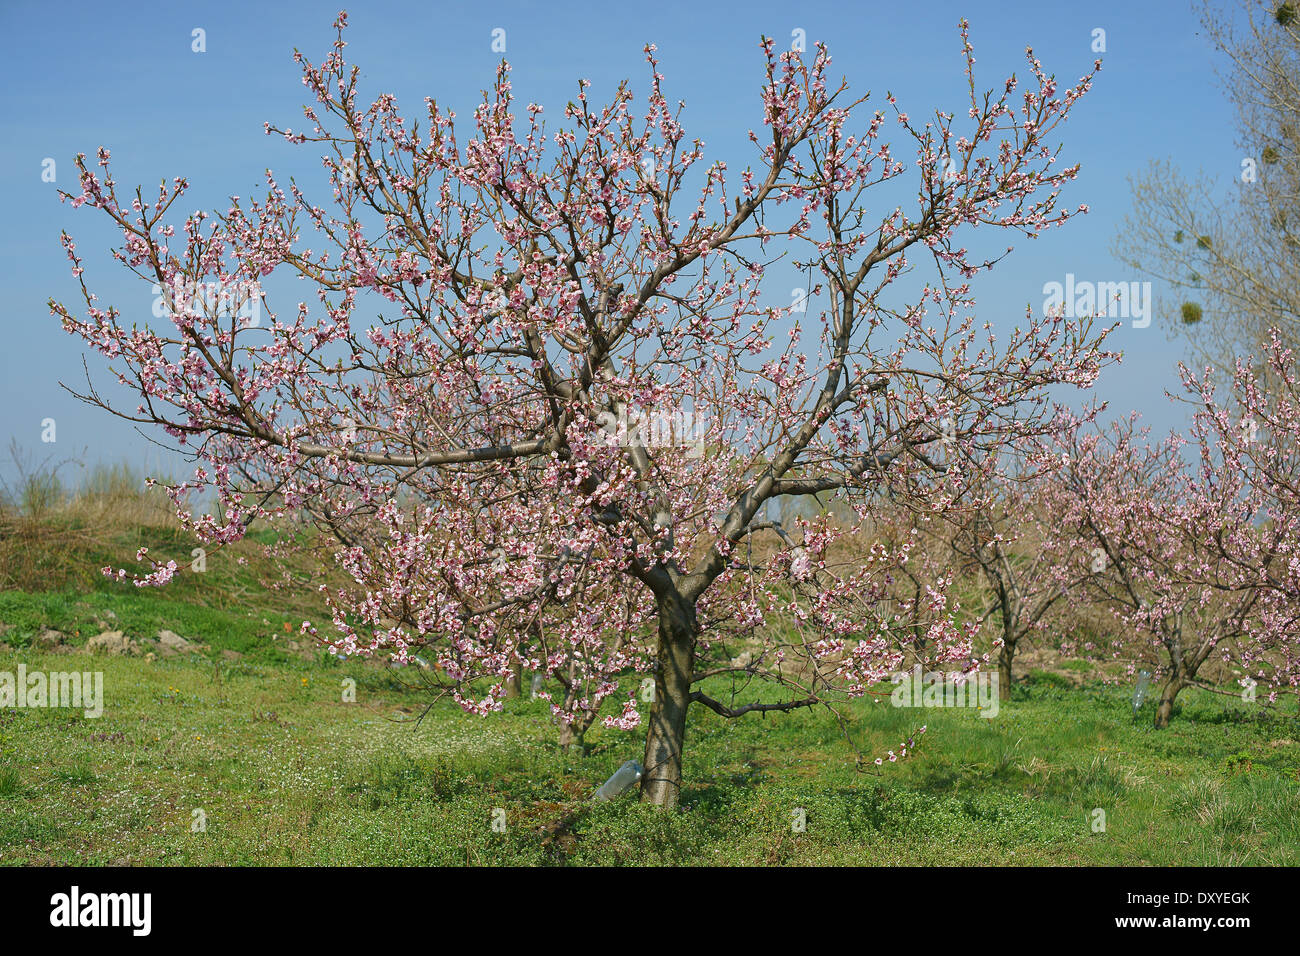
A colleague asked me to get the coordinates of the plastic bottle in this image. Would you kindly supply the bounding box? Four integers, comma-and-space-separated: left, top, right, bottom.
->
1131, 669, 1152, 713
593, 760, 643, 801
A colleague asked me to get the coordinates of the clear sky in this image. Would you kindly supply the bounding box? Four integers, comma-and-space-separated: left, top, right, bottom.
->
0, 0, 1242, 487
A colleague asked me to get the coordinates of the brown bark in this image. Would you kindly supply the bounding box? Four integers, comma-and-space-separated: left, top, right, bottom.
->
558, 709, 597, 754
997, 642, 1014, 701
1154, 674, 1184, 729
504, 656, 523, 699
639, 592, 697, 807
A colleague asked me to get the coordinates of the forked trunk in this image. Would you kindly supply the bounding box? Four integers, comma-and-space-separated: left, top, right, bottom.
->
558, 716, 591, 754
1154, 675, 1183, 729
997, 642, 1014, 701
1155, 620, 1200, 729
504, 657, 523, 699
640, 592, 697, 807
557, 676, 597, 754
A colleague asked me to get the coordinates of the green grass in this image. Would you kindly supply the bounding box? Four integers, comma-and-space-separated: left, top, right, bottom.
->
0, 520, 335, 665
2, 507, 1297, 866
0, 586, 324, 664
2, 649, 1297, 866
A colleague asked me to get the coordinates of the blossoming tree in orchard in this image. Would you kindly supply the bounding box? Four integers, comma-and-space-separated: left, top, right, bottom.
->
865, 494, 980, 672
50, 12, 1113, 806
927, 435, 1099, 701
1045, 414, 1286, 727
1179, 332, 1300, 696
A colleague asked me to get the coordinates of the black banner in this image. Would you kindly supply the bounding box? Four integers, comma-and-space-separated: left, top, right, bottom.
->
0, 866, 1287, 943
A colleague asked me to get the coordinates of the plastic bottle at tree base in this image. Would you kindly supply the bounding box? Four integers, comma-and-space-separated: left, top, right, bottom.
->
593, 760, 644, 801
1131, 670, 1152, 714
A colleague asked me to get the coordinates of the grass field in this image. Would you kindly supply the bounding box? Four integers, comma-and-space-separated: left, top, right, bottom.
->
2, 623, 1298, 864
1, 509, 1298, 866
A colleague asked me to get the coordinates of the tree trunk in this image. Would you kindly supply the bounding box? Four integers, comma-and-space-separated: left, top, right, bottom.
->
558, 718, 587, 754
997, 642, 1014, 701
557, 671, 596, 754
558, 721, 577, 750
640, 592, 697, 807
1155, 621, 1199, 729
1154, 675, 1183, 729
504, 656, 522, 699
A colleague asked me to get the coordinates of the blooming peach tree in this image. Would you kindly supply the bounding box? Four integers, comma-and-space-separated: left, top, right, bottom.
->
1179, 333, 1300, 701
933, 435, 1099, 700
51, 12, 1111, 805
1045, 412, 1294, 727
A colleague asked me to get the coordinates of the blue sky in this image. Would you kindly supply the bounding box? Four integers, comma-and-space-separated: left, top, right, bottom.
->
0, 0, 1240, 486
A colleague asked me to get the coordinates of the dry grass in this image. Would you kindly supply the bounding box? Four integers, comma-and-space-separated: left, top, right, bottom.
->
0, 452, 334, 600
0, 452, 179, 590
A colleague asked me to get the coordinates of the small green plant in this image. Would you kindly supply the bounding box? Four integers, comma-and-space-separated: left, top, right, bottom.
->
0, 766, 21, 797
1223, 750, 1254, 775
53, 763, 98, 788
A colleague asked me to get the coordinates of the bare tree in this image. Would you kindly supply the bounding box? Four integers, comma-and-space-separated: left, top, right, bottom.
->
1116, 0, 1300, 367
